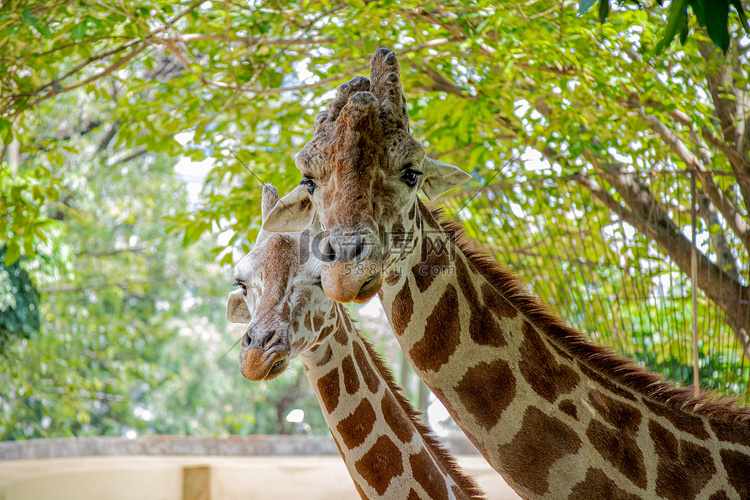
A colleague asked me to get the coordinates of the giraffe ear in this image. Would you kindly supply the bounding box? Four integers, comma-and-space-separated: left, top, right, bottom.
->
262, 184, 316, 233
421, 157, 472, 201
226, 289, 251, 323
260, 184, 279, 222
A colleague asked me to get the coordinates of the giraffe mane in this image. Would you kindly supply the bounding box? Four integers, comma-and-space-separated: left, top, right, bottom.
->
430, 204, 750, 424
358, 331, 485, 498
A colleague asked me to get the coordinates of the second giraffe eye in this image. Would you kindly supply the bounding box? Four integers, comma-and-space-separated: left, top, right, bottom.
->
233, 280, 247, 296
301, 178, 316, 195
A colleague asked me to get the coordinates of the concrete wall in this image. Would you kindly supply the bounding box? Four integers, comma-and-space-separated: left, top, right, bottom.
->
0, 434, 480, 461
0, 436, 521, 500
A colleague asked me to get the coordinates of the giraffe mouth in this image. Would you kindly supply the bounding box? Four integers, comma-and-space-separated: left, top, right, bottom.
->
353, 273, 383, 303
239, 348, 289, 381
266, 358, 289, 379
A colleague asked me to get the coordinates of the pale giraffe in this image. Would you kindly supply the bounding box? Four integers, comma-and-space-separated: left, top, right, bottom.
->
226, 184, 484, 500
262, 48, 750, 499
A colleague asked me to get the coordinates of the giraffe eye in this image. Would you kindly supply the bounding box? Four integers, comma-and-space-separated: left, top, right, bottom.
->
401, 169, 422, 188
301, 178, 316, 195
233, 280, 248, 296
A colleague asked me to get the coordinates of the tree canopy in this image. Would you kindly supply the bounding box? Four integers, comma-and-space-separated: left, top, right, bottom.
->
1, 0, 749, 437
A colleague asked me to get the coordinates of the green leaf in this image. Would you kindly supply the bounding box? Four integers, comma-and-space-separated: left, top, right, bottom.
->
21, 8, 35, 26
578, 0, 597, 15
598, 0, 610, 23
5, 241, 21, 267
705, 0, 730, 52
729, 0, 750, 34
0, 118, 10, 139
71, 22, 86, 41
655, 0, 689, 54
679, 10, 690, 44
689, 0, 706, 26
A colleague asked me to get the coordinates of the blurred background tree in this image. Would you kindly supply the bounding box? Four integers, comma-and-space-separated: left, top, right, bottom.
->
1, 0, 749, 439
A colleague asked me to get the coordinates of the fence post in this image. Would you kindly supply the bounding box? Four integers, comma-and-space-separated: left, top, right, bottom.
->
690, 170, 700, 398
183, 465, 211, 500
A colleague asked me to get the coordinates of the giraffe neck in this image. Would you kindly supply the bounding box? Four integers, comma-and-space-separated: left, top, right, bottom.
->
300, 303, 483, 500
378, 200, 750, 500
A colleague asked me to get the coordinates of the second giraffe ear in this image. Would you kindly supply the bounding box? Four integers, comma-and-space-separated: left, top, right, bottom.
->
421, 158, 472, 201
262, 184, 316, 233
226, 289, 251, 323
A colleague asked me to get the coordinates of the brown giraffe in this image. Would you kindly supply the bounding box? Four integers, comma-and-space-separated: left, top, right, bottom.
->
226, 184, 484, 500
262, 48, 750, 499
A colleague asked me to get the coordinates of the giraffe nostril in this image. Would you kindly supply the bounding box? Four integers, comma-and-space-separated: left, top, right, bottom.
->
262, 329, 278, 348
323, 240, 336, 263
242, 332, 251, 348
352, 240, 366, 260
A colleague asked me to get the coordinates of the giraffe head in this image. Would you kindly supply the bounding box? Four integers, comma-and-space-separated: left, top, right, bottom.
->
263, 48, 470, 304
227, 184, 333, 381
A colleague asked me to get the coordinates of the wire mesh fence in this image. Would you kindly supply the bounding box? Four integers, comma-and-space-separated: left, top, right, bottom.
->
440, 169, 750, 402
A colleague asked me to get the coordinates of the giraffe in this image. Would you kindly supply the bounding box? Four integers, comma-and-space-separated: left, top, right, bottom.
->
226, 184, 484, 500
261, 48, 750, 499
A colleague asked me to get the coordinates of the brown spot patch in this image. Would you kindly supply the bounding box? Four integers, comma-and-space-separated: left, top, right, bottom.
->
419, 199, 442, 229
381, 391, 414, 443
354, 482, 367, 500
304, 311, 312, 331
355, 435, 404, 495
579, 362, 638, 401
708, 492, 730, 500
497, 406, 581, 496
391, 279, 414, 334
315, 344, 334, 367
318, 324, 334, 340
568, 468, 640, 500
481, 282, 517, 319
409, 448, 449, 500
313, 311, 326, 332
469, 312, 506, 347
720, 449, 750, 499
518, 321, 579, 403
649, 420, 716, 500
341, 311, 353, 330
317, 368, 340, 414
341, 355, 360, 395
353, 341, 380, 393
559, 399, 578, 420
408, 202, 417, 221
336, 399, 377, 449
710, 419, 750, 447
385, 270, 402, 286
589, 389, 641, 433
291, 338, 306, 351
409, 285, 461, 372
453, 257, 479, 304
454, 360, 515, 431
643, 398, 709, 440
334, 325, 349, 346
407, 489, 420, 500
412, 244, 449, 293
586, 419, 646, 489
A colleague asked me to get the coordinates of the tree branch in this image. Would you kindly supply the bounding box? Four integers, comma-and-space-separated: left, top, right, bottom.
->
630, 102, 750, 253
574, 171, 750, 361
170, 34, 338, 47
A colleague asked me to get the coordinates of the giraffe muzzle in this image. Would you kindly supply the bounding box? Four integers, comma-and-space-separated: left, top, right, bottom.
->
318, 230, 382, 303
239, 347, 289, 381
239, 328, 290, 381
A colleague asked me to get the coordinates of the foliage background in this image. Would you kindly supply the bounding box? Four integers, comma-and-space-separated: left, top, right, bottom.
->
1, 0, 749, 439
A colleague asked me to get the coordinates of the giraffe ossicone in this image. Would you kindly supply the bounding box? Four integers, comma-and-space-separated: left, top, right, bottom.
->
227, 184, 484, 500
262, 48, 750, 499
